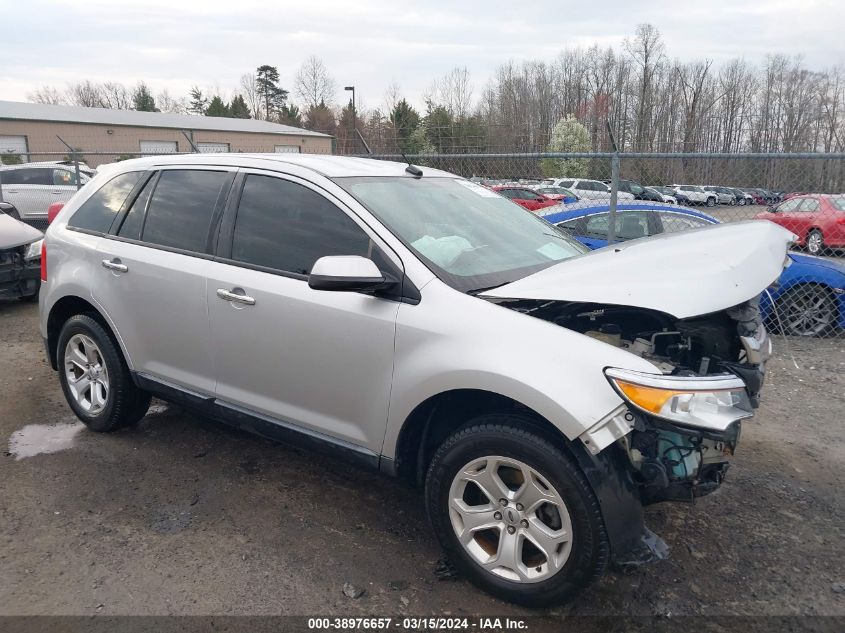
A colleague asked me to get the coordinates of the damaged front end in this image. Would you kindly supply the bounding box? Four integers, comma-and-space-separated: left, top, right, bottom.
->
498, 294, 771, 504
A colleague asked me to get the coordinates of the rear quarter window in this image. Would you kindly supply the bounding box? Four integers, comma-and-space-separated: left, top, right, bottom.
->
67, 171, 143, 233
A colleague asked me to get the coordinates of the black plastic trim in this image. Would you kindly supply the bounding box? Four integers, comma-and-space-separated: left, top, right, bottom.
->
133, 372, 381, 471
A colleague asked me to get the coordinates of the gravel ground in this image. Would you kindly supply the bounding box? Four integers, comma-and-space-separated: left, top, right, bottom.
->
1, 301, 843, 620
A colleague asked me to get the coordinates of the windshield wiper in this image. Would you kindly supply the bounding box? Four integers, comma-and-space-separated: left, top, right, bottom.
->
468, 282, 509, 295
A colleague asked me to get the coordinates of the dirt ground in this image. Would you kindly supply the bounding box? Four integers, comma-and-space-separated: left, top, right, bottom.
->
1, 300, 843, 620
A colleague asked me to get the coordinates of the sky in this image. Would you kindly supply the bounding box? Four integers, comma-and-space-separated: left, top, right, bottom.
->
2, 0, 843, 111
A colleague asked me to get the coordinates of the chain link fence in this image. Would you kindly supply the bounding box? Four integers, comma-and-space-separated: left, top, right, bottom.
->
1, 143, 843, 339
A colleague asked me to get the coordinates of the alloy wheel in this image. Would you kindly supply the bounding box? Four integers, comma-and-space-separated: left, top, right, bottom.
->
807, 231, 823, 255
782, 287, 834, 336
64, 334, 110, 413
448, 456, 572, 584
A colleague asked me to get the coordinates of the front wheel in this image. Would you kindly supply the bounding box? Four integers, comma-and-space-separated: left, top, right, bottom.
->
58, 314, 151, 432
425, 416, 609, 607
706, 197, 716, 207
776, 285, 837, 337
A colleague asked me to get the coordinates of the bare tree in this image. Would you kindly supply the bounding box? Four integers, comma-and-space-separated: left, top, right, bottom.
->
27, 86, 66, 105
624, 23, 665, 150
156, 89, 187, 114
100, 82, 132, 109
239, 73, 262, 119
66, 81, 105, 107
294, 56, 337, 109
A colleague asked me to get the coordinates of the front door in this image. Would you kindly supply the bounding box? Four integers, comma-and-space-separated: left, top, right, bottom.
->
206, 172, 400, 453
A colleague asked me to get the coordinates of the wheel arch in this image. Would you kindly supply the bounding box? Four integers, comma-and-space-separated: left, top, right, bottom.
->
46, 295, 128, 371
393, 388, 646, 563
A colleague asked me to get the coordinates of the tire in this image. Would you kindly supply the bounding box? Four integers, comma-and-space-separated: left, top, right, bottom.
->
706, 196, 716, 207
806, 229, 824, 256
775, 285, 837, 337
425, 415, 609, 607
738, 198, 746, 206
57, 314, 151, 432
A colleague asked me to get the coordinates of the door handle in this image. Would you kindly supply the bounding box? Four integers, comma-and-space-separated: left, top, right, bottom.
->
101, 258, 128, 273
216, 288, 256, 306
51, 190, 62, 195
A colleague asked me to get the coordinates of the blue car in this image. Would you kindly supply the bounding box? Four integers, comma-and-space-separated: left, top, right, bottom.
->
538, 201, 845, 337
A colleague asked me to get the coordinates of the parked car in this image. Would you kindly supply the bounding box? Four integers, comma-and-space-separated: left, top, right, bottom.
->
728, 188, 753, 206
741, 189, 766, 205
748, 188, 778, 205
0, 161, 95, 224
0, 206, 42, 300
671, 185, 717, 206
653, 186, 686, 205
755, 194, 845, 256
541, 201, 843, 337
704, 186, 737, 205
548, 178, 635, 201
529, 185, 579, 204
640, 186, 672, 203
491, 185, 561, 211
41, 155, 791, 607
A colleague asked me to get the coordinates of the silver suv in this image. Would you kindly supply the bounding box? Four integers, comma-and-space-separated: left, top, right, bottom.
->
0, 161, 95, 223
40, 154, 791, 606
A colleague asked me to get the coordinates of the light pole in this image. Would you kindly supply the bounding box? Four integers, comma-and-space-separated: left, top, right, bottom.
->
344, 85, 355, 153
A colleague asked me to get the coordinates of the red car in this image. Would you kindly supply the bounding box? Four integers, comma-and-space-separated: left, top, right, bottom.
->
756, 194, 845, 255
491, 186, 559, 212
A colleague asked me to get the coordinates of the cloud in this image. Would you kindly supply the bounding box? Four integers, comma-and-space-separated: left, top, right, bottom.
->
2, 0, 842, 110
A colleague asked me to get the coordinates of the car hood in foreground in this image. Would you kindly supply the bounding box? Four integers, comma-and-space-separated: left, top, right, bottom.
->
482, 221, 796, 318
0, 214, 43, 249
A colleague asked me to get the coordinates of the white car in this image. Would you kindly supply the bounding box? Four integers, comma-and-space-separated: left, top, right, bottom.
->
548, 178, 635, 202
40, 154, 791, 607
0, 161, 95, 223
704, 186, 737, 205
671, 185, 718, 207
644, 186, 677, 204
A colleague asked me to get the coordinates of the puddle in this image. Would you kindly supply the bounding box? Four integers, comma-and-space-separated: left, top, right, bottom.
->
8, 422, 85, 460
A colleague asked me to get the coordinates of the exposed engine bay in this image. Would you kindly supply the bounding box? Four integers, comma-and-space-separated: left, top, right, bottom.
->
492, 295, 770, 503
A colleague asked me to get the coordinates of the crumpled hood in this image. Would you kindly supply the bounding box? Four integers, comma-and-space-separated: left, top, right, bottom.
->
0, 214, 43, 249
482, 221, 796, 319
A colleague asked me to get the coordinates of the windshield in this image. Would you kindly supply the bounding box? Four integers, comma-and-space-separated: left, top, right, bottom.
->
336, 176, 587, 293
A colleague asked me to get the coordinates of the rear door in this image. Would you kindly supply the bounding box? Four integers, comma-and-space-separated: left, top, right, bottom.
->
206, 170, 400, 453
93, 167, 235, 393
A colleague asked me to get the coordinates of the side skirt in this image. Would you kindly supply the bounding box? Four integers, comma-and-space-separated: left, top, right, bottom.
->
132, 372, 382, 472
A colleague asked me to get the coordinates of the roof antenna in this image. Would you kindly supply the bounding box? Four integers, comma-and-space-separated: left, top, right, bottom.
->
400, 150, 423, 178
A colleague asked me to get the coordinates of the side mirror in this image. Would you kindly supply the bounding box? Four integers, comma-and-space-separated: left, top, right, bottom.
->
308, 255, 387, 292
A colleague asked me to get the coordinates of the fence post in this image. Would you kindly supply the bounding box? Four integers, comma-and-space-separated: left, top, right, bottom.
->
73, 152, 82, 191
605, 122, 620, 245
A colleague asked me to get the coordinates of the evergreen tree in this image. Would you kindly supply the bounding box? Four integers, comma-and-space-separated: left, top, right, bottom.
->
188, 87, 207, 115
132, 82, 158, 112
256, 65, 288, 120
279, 103, 303, 127
304, 100, 337, 136
389, 99, 421, 151
205, 96, 230, 117
229, 94, 251, 119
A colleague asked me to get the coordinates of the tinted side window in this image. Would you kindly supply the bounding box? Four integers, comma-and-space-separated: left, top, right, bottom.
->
141, 170, 229, 252
117, 175, 156, 240
12, 167, 52, 185
0, 169, 23, 185
68, 171, 143, 233
231, 175, 372, 275
558, 180, 575, 188
776, 199, 800, 212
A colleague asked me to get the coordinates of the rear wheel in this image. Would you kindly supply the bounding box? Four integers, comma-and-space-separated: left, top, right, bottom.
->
706, 196, 716, 207
776, 285, 837, 337
806, 229, 824, 256
425, 415, 609, 607
58, 314, 151, 431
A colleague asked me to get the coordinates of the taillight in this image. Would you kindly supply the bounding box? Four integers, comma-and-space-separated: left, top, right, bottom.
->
47, 202, 64, 225
40, 242, 47, 282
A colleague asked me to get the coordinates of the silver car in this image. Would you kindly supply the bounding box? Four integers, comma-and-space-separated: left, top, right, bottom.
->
0, 161, 94, 223
39, 154, 792, 606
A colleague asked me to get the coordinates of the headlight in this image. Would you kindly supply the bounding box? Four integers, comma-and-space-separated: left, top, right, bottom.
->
24, 239, 43, 261
604, 368, 753, 431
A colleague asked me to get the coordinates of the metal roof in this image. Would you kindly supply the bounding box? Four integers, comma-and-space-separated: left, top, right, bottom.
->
0, 100, 331, 138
